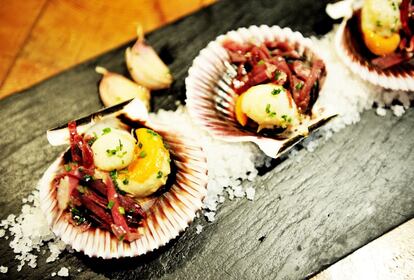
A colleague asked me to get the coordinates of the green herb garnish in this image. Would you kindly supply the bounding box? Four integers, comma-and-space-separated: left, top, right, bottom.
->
106, 139, 127, 158
271, 88, 282, 95
274, 71, 281, 80
147, 129, 159, 137
118, 206, 125, 215
265, 104, 276, 117
107, 200, 114, 209
71, 208, 86, 225
102, 127, 111, 135
295, 82, 304, 90
257, 60, 265, 65
157, 171, 163, 179
64, 165, 72, 172
138, 142, 143, 148
122, 178, 129, 185
139, 151, 147, 158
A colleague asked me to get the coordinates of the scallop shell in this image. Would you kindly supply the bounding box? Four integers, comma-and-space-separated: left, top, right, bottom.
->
185, 25, 336, 158
38, 99, 208, 258
335, 14, 414, 91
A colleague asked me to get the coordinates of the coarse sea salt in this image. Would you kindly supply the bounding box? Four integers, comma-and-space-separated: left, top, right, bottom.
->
57, 267, 69, 277
0, 266, 8, 274
0, 25, 413, 274
195, 225, 203, 234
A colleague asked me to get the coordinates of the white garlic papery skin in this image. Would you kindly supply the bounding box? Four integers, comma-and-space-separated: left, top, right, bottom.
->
96, 66, 150, 109
125, 26, 173, 90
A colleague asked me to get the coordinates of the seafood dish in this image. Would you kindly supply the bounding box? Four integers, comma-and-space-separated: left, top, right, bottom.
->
332, 0, 414, 90
186, 25, 335, 158
39, 99, 208, 258
222, 37, 326, 135
358, 0, 413, 69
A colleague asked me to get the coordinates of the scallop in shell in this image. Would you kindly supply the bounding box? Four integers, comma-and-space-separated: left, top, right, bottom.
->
185, 25, 336, 158
39, 98, 208, 258
334, 9, 414, 91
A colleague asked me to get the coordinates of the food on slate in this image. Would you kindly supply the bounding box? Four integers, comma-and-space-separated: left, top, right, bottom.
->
96, 66, 150, 109
360, 0, 414, 69
126, 25, 173, 90
53, 121, 171, 242
223, 38, 325, 132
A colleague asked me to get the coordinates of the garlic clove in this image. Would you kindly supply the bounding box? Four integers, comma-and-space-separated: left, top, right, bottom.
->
96, 66, 150, 110
125, 25, 173, 90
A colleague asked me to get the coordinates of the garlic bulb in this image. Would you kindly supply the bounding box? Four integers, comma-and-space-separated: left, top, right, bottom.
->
125, 25, 173, 90
96, 66, 150, 109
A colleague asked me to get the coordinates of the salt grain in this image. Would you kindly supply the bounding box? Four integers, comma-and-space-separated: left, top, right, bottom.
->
57, 267, 69, 277
51, 272, 56, 277
195, 225, 203, 234
245, 187, 255, 201
391, 105, 405, 117
0, 266, 8, 273
376, 107, 387, 116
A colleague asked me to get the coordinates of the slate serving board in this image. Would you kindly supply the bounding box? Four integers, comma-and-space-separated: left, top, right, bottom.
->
0, 0, 413, 279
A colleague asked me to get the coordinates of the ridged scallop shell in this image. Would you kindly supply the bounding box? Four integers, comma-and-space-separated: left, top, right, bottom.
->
185, 25, 335, 158
335, 14, 414, 91
38, 99, 208, 258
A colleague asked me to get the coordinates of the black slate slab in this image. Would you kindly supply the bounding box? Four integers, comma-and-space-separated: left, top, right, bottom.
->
0, 0, 413, 279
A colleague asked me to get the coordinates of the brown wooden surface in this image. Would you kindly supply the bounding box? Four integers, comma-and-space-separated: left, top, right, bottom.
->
0, 0, 215, 99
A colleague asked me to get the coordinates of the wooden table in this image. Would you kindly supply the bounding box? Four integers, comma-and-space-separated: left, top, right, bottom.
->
0, 0, 413, 279
0, 0, 215, 99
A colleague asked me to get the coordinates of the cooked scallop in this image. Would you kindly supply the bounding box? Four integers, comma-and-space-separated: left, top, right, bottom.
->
361, 0, 402, 55
91, 128, 136, 171
240, 84, 299, 131
117, 128, 171, 197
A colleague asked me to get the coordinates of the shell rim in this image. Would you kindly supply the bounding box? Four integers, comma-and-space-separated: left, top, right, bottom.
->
38, 124, 208, 259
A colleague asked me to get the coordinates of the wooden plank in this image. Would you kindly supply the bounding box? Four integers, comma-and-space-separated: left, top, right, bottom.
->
0, 0, 47, 88
0, 0, 216, 99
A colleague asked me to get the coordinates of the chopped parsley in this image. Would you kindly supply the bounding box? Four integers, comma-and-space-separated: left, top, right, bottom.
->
64, 164, 72, 172
295, 82, 304, 90
257, 60, 265, 65
139, 151, 147, 158
107, 200, 115, 209
271, 88, 283, 95
83, 174, 93, 182
71, 208, 86, 225
376, 20, 382, 28
109, 170, 118, 180
109, 170, 126, 195
106, 139, 127, 158
138, 142, 143, 148
122, 178, 129, 185
274, 71, 281, 80
265, 104, 277, 118
118, 206, 125, 215
102, 127, 111, 135
147, 129, 159, 137
87, 137, 97, 146
157, 171, 163, 179
281, 115, 293, 123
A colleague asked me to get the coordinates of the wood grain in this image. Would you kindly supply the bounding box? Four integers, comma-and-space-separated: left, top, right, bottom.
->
0, 0, 47, 88
0, 0, 216, 99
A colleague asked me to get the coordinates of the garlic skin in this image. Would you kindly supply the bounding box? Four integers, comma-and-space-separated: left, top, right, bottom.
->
125, 26, 173, 90
96, 66, 150, 109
